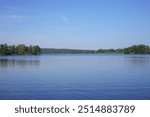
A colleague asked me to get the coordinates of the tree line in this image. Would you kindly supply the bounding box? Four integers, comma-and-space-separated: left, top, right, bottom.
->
96, 48, 124, 53
0, 44, 41, 55
42, 44, 150, 54
0, 44, 150, 55
96, 44, 150, 54
42, 48, 95, 54
123, 44, 150, 54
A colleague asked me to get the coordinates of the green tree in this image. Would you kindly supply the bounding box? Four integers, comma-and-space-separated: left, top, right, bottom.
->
34, 45, 41, 55
29, 45, 41, 55
0, 44, 9, 55
8, 45, 16, 55
16, 44, 26, 55
0, 44, 41, 56
124, 44, 150, 54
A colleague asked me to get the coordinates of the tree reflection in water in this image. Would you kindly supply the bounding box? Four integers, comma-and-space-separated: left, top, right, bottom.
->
0, 59, 40, 69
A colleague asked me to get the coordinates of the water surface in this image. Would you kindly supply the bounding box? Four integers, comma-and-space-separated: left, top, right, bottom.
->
0, 54, 150, 100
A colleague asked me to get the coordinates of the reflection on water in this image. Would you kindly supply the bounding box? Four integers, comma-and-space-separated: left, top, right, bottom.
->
0, 54, 150, 100
0, 59, 40, 69
125, 55, 150, 67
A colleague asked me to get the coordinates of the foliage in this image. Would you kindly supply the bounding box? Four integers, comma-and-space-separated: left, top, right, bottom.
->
1, 43, 150, 55
42, 48, 95, 54
16, 44, 26, 55
96, 48, 124, 53
124, 44, 150, 54
0, 44, 41, 56
96, 44, 150, 54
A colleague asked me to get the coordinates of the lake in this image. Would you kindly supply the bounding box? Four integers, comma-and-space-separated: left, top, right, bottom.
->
0, 54, 150, 100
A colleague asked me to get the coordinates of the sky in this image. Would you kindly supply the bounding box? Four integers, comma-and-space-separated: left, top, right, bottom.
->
0, 0, 150, 49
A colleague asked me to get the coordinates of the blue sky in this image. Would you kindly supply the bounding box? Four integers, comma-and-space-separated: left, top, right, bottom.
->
0, 0, 150, 49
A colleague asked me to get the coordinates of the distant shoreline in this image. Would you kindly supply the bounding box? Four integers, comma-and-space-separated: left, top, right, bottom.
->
0, 44, 150, 56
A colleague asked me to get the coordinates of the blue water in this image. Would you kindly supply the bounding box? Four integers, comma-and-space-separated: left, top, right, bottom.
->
0, 54, 150, 100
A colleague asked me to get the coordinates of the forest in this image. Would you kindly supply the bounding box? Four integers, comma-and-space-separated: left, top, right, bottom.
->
0, 44, 41, 55
96, 44, 150, 54
42, 48, 95, 54
0, 44, 150, 55
41, 44, 150, 54
123, 44, 150, 54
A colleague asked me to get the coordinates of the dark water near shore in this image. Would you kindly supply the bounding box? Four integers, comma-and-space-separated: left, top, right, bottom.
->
0, 54, 150, 100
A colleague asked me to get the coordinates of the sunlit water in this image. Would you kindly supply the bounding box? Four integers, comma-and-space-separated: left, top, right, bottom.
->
0, 54, 150, 100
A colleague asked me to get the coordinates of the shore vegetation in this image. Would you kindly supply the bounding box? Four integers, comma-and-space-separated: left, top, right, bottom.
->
0, 44, 41, 56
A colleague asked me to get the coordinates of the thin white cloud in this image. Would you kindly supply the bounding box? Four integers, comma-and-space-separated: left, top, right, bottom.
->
0, 14, 25, 27
61, 16, 68, 23
6, 14, 24, 20
0, 6, 25, 24
2, 14, 24, 20
62, 16, 67, 21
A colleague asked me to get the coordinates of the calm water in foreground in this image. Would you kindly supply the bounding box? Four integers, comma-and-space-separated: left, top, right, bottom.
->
0, 54, 150, 100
